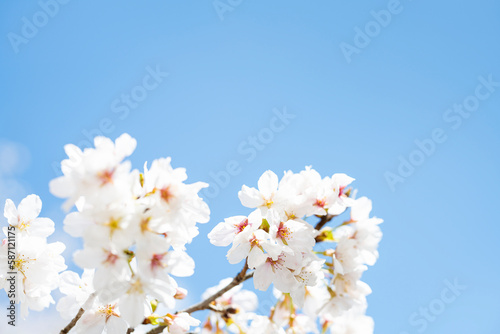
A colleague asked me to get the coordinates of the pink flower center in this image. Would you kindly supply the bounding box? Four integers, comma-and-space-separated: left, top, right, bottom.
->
97, 169, 115, 186
151, 253, 167, 271
98, 304, 119, 322
234, 219, 249, 234
160, 186, 174, 203
266, 255, 285, 271
249, 234, 261, 248
314, 198, 326, 208
276, 222, 291, 241
104, 251, 119, 265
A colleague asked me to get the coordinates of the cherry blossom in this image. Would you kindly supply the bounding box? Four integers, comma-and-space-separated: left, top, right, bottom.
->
3, 194, 54, 238
0, 195, 66, 318
57, 269, 95, 319
207, 215, 249, 247
49, 133, 138, 211
201, 277, 258, 333
161, 312, 200, 334
72, 298, 128, 334
0, 134, 383, 334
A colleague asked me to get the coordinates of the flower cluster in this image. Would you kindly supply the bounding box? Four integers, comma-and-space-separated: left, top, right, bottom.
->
50, 134, 207, 332
318, 197, 383, 331
207, 168, 382, 333
0, 134, 383, 334
0, 195, 66, 318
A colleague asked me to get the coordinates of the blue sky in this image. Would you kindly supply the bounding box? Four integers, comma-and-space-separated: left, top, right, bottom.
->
1, 0, 499, 333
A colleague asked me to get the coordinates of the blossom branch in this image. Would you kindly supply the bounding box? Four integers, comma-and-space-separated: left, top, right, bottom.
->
145, 214, 334, 334
145, 324, 167, 334
17, 135, 380, 334
59, 293, 96, 334
182, 260, 250, 314
314, 214, 335, 241
59, 308, 85, 334
145, 261, 251, 334
61, 213, 334, 334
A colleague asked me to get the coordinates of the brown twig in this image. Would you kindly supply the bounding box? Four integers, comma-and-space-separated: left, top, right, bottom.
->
59, 293, 96, 334
182, 260, 250, 314
145, 261, 251, 334
59, 307, 85, 334
314, 214, 334, 241
145, 324, 167, 334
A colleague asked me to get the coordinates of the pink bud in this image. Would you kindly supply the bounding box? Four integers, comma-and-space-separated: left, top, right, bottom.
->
174, 287, 188, 300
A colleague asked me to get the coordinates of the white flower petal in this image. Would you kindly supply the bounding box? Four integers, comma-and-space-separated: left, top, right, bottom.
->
18, 194, 42, 221
29, 217, 55, 238
106, 315, 129, 334
3, 199, 18, 225
258, 170, 278, 198
253, 262, 274, 291
238, 186, 263, 208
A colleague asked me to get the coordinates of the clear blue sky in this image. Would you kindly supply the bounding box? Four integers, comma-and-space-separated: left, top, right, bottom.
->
1, 1, 499, 333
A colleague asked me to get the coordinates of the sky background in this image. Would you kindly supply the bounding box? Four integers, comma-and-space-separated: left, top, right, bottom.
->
1, 0, 499, 333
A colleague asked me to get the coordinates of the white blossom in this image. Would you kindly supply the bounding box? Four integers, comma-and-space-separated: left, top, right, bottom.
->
49, 133, 137, 211
248, 315, 286, 334
72, 297, 128, 334
0, 135, 384, 334
0, 195, 66, 318
57, 269, 95, 319
3, 194, 54, 238
162, 312, 200, 334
